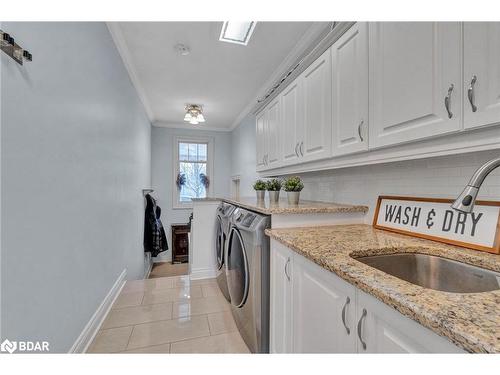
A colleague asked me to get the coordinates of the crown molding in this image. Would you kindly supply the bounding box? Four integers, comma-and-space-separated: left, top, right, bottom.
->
228, 22, 332, 131
106, 22, 155, 122
153, 121, 232, 132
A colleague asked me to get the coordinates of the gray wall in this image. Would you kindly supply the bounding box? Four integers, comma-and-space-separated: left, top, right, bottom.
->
230, 113, 258, 197
151, 126, 231, 262
1, 23, 151, 352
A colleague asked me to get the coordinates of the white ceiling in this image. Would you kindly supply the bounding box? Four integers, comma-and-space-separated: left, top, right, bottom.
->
110, 22, 326, 130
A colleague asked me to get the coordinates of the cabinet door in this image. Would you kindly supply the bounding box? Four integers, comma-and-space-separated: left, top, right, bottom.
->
463, 22, 500, 130
281, 78, 302, 165
270, 241, 293, 353
301, 48, 332, 161
356, 290, 464, 353
292, 253, 356, 353
369, 22, 462, 149
255, 110, 267, 170
266, 97, 281, 168
332, 22, 369, 156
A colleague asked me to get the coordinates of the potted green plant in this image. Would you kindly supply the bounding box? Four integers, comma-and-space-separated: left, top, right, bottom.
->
253, 179, 267, 200
283, 176, 304, 205
266, 178, 282, 203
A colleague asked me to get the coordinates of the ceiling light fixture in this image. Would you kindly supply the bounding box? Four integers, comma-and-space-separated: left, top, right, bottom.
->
184, 104, 205, 125
219, 21, 256, 46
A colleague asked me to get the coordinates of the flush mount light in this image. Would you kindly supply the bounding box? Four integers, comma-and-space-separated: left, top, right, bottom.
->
219, 21, 256, 46
184, 104, 205, 125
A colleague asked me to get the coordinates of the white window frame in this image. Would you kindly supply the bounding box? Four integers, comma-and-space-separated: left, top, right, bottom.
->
172, 136, 214, 209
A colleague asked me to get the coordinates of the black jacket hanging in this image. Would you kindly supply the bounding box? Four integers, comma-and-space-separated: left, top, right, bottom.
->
144, 194, 168, 257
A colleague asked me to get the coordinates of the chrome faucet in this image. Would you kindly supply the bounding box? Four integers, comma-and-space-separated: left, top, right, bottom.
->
451, 156, 500, 213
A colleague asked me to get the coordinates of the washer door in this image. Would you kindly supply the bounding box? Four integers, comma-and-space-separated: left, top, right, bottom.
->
226, 226, 249, 308
215, 215, 224, 270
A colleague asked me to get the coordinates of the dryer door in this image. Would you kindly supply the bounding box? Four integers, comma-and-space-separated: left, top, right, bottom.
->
215, 215, 224, 270
226, 226, 249, 308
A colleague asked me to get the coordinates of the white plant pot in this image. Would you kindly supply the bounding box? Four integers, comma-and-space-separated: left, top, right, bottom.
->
268, 190, 280, 203
287, 191, 300, 205
256, 190, 265, 201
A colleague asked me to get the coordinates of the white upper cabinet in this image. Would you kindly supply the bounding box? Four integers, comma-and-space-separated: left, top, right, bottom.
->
255, 110, 267, 170
301, 48, 332, 161
368, 22, 462, 149
331, 22, 369, 156
281, 78, 303, 165
463, 22, 500, 130
266, 97, 281, 168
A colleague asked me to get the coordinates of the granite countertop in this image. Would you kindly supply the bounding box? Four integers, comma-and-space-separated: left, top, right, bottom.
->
222, 197, 369, 215
265, 224, 500, 353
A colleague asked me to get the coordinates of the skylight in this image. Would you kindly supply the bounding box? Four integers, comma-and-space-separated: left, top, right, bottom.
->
219, 21, 256, 46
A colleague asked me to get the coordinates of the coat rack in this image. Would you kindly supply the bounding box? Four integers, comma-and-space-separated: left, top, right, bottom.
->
142, 189, 154, 196
1, 29, 33, 65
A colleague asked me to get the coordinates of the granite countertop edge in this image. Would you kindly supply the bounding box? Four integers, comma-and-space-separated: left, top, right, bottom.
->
221, 198, 369, 215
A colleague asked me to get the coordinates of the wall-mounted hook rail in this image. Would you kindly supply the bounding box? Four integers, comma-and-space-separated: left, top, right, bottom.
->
1, 29, 32, 65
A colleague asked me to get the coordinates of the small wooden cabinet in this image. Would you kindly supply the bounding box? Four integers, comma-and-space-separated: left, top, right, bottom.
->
171, 223, 190, 264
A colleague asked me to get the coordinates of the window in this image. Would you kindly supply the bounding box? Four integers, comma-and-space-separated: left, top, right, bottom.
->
173, 137, 214, 208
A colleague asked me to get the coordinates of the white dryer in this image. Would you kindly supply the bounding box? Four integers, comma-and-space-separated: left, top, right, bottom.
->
226, 207, 270, 353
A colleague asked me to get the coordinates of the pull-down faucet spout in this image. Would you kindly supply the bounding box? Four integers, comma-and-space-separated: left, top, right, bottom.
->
451, 157, 500, 213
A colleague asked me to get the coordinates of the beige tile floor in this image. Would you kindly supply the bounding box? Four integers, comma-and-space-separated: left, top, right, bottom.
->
87, 275, 250, 354
149, 262, 189, 278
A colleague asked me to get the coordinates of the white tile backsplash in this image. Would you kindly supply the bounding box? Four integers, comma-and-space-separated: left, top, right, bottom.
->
295, 149, 500, 222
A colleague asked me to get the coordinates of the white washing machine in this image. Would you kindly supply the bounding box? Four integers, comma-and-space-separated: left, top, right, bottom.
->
215, 202, 236, 302
226, 207, 270, 353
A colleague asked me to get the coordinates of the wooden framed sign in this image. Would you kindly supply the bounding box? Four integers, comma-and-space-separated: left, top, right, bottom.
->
373, 196, 500, 254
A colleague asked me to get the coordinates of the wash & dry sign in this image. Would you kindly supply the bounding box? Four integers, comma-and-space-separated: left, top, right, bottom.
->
373, 196, 500, 254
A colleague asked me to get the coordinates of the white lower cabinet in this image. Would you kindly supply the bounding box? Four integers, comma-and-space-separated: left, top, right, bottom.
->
368, 22, 463, 149
270, 239, 464, 353
269, 241, 293, 353
356, 290, 464, 353
292, 251, 357, 353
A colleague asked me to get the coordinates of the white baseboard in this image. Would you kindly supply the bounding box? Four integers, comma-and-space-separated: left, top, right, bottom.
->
190, 267, 216, 280
69, 269, 127, 353
144, 261, 152, 279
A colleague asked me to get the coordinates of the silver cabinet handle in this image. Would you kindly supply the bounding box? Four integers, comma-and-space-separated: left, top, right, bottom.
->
341, 296, 351, 335
284, 257, 291, 281
468, 75, 478, 112
444, 84, 454, 119
357, 308, 367, 350
299, 141, 304, 156
357, 120, 364, 142
294, 143, 299, 157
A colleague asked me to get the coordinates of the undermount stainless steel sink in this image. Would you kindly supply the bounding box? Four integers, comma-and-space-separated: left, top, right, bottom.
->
355, 253, 500, 293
